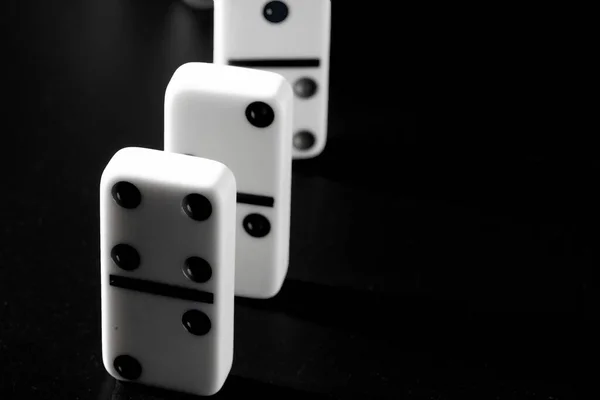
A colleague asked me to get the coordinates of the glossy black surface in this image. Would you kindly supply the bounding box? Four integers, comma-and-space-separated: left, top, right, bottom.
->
0, 0, 595, 399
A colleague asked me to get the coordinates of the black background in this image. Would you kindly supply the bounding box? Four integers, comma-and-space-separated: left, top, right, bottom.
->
0, 0, 595, 399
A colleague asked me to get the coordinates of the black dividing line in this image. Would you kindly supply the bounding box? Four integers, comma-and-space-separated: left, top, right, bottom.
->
110, 275, 214, 304
228, 58, 320, 68
237, 192, 275, 208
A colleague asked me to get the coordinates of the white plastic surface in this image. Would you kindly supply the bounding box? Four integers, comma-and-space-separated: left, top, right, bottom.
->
164, 62, 292, 299
214, 0, 331, 159
100, 147, 236, 396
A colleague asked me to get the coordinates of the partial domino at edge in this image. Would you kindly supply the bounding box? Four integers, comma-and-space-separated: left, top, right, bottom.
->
214, 0, 332, 159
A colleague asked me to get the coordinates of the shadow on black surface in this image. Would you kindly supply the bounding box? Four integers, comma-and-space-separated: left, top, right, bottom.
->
234, 277, 597, 389
291, 114, 417, 193
236, 278, 439, 341
100, 374, 331, 400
